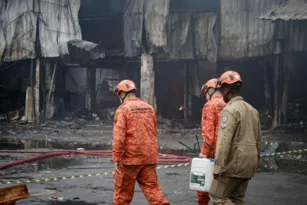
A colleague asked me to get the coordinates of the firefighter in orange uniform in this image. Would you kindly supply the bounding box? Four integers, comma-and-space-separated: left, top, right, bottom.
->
112, 80, 170, 205
197, 78, 226, 205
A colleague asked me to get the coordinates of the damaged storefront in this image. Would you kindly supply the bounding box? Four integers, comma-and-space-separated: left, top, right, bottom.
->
1, 0, 307, 128
122, 0, 220, 123
0, 0, 135, 124
0, 0, 82, 123
216, 0, 307, 129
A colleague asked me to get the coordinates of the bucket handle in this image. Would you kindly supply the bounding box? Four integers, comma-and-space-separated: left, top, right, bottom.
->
194, 140, 215, 159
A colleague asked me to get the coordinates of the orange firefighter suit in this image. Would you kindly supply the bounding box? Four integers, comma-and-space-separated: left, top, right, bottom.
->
197, 95, 226, 205
112, 98, 170, 205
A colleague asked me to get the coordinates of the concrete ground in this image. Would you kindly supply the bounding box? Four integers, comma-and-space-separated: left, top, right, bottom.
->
1, 157, 307, 205
0, 122, 307, 204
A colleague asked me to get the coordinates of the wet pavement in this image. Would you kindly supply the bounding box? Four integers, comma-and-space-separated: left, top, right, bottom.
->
0, 122, 307, 204
1, 157, 307, 205
0, 144, 307, 205
0, 121, 307, 152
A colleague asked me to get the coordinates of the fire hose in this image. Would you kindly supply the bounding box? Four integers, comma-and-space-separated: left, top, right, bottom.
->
179, 135, 210, 156
0, 150, 192, 170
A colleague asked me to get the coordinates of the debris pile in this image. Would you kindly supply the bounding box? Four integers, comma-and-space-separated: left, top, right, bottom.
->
75, 109, 99, 121
288, 100, 301, 124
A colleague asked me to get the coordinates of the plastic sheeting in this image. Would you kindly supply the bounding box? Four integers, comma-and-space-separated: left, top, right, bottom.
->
219, 0, 278, 59
167, 12, 218, 61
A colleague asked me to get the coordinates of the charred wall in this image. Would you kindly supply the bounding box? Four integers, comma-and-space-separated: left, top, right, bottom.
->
155, 60, 216, 122
286, 52, 307, 123
79, 0, 126, 51
217, 52, 307, 125
217, 58, 270, 113
0, 61, 31, 114
64, 64, 139, 111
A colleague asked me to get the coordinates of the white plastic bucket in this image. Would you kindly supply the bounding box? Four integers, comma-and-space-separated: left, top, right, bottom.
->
189, 158, 214, 192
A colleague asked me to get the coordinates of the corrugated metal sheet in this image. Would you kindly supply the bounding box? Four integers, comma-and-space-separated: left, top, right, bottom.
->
0, 1, 5, 62
124, 0, 170, 57
167, 12, 194, 60
170, 0, 219, 12
284, 20, 307, 52
219, 0, 280, 59
1, 0, 37, 61
124, 0, 218, 60
166, 12, 218, 61
0, 0, 82, 61
144, 0, 169, 53
38, 0, 82, 57
67, 40, 106, 62
259, 0, 307, 21
123, 0, 144, 57
195, 13, 218, 62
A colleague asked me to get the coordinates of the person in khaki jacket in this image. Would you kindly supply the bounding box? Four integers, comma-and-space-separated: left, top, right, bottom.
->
209, 71, 262, 205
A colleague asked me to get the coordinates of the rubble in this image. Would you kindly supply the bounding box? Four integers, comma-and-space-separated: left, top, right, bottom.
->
7, 110, 20, 122
49, 196, 65, 201
157, 116, 185, 130
75, 109, 99, 121
99, 107, 116, 122
288, 100, 301, 124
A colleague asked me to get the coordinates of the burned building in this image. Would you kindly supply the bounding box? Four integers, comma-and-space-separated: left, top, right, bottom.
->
1, 0, 307, 128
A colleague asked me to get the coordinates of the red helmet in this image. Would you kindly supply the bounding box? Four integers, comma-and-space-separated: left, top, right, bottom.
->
217, 71, 242, 88
201, 78, 218, 95
114, 80, 137, 96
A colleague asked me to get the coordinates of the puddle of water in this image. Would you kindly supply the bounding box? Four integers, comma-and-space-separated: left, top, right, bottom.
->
1, 138, 306, 174
0, 139, 89, 171
0, 138, 191, 155
48, 201, 98, 205
0, 139, 110, 150
0, 157, 88, 175
31, 157, 87, 171
30, 189, 57, 197
17, 156, 110, 172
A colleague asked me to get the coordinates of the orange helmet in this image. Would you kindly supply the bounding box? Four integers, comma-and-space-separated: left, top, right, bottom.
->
114, 80, 137, 96
217, 71, 242, 88
201, 78, 218, 95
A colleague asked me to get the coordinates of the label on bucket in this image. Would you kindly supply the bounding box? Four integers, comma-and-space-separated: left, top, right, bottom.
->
190, 171, 206, 187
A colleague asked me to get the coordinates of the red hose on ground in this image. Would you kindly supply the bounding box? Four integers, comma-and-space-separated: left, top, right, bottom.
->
0, 150, 112, 154
0, 150, 192, 170
0, 152, 70, 170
